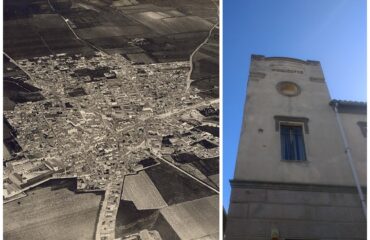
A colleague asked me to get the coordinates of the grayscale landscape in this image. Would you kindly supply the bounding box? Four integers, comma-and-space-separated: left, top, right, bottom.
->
3, 0, 219, 239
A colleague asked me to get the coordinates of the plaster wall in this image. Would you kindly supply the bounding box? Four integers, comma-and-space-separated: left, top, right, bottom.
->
338, 112, 367, 184
234, 56, 366, 187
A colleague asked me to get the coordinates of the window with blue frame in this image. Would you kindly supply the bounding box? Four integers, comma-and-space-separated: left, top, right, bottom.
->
280, 124, 306, 161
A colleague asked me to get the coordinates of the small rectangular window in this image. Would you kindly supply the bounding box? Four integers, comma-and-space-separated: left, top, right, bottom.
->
280, 125, 306, 161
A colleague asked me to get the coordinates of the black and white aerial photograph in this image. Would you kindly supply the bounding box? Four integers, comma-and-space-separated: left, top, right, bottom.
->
3, 0, 219, 239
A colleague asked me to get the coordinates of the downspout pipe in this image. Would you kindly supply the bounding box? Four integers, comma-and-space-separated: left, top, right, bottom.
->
333, 102, 367, 218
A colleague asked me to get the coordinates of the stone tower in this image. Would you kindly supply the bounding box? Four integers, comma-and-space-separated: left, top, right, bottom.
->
225, 55, 366, 240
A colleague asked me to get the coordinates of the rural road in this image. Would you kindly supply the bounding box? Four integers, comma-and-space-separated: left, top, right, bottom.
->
186, 0, 219, 92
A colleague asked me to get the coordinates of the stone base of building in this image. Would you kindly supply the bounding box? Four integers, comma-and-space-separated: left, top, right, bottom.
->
225, 180, 366, 240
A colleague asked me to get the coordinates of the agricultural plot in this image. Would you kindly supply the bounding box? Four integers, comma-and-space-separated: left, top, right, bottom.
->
4, 144, 12, 160
77, 25, 150, 39
128, 13, 212, 35
4, 14, 93, 59
117, 160, 218, 238
163, 10, 186, 17
63, 10, 103, 28
39, 29, 92, 55
143, 33, 208, 62
117, 4, 171, 15
190, 27, 219, 98
86, 37, 130, 49
208, 174, 219, 188
126, 53, 156, 64
191, 157, 219, 177
115, 200, 181, 240
145, 162, 215, 205
163, 16, 213, 33
4, 19, 52, 59
31, 14, 67, 29
111, 0, 139, 7
122, 171, 168, 210
4, 179, 103, 240
136, 0, 219, 23
160, 195, 219, 240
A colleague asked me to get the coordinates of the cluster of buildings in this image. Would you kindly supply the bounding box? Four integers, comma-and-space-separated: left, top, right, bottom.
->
3, 157, 65, 200
121, 230, 162, 240
96, 181, 124, 240
3, 52, 219, 203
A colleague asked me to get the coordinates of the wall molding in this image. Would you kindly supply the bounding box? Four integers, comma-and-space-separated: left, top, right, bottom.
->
230, 179, 366, 194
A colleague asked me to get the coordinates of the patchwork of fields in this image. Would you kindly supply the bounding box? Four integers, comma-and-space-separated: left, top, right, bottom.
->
4, 14, 94, 59
116, 162, 219, 239
4, 1, 216, 63
4, 179, 103, 240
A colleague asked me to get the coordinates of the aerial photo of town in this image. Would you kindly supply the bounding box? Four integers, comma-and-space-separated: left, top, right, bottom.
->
3, 0, 219, 239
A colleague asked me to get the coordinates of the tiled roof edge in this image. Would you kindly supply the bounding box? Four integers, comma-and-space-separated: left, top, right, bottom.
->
329, 99, 367, 108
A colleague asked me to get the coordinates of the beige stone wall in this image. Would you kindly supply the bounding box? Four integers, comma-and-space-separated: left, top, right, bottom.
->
338, 112, 367, 185
226, 186, 366, 240
233, 55, 366, 187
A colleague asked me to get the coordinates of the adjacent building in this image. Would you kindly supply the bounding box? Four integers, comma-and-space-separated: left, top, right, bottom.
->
225, 55, 366, 240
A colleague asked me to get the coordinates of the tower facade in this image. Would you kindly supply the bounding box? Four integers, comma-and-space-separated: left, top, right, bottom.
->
225, 55, 366, 240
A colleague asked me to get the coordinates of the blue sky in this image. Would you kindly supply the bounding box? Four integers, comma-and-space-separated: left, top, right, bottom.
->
223, 0, 366, 210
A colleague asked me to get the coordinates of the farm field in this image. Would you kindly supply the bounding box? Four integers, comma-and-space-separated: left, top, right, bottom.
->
4, 0, 218, 63
127, 12, 212, 35
116, 161, 218, 239
208, 174, 219, 187
137, 0, 219, 23
4, 14, 94, 59
115, 200, 181, 240
190, 26, 219, 98
160, 195, 219, 240
145, 162, 215, 205
4, 179, 103, 240
122, 171, 168, 210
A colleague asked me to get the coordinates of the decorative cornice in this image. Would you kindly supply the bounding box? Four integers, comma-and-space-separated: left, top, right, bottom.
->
274, 115, 309, 133
266, 57, 307, 64
251, 54, 321, 66
230, 179, 366, 194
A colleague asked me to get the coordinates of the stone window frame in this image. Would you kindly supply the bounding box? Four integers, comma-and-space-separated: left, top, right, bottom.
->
274, 116, 309, 134
274, 116, 309, 162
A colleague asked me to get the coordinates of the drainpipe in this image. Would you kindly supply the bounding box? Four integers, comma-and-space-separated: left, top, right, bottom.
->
333, 102, 367, 218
